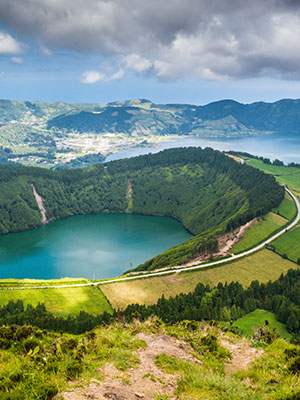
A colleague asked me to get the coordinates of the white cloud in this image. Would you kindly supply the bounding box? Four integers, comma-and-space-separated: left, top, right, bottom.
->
81, 70, 106, 84
109, 69, 124, 80
123, 54, 152, 73
0, 31, 23, 54
38, 43, 52, 56
81, 68, 124, 84
11, 56, 23, 64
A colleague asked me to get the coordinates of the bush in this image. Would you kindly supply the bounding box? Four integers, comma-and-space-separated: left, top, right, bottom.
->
60, 337, 78, 352
0, 338, 12, 349
65, 360, 83, 380
23, 337, 40, 353
289, 356, 300, 374
15, 326, 33, 341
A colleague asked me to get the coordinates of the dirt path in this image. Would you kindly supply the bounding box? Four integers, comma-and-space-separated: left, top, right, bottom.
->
57, 333, 199, 400
220, 336, 264, 373
31, 184, 47, 224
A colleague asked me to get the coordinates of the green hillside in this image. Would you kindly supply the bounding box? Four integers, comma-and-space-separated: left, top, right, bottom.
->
232, 310, 291, 339
242, 156, 300, 194
1, 267, 300, 399
1, 318, 300, 400
273, 227, 300, 263
0, 286, 112, 316
0, 147, 284, 269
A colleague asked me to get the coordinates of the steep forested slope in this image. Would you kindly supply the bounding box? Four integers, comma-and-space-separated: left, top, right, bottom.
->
0, 147, 284, 269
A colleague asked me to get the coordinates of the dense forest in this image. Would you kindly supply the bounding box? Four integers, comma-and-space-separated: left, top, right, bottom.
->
0, 147, 284, 270
124, 269, 300, 334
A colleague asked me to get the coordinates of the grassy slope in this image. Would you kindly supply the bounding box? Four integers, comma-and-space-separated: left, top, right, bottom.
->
0, 286, 112, 316
245, 158, 300, 194
232, 310, 291, 339
232, 212, 287, 254
102, 249, 297, 309
273, 192, 296, 220
273, 227, 300, 263
0, 277, 88, 288
1, 319, 299, 400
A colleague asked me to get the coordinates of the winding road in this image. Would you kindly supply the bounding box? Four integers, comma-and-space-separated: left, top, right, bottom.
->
2, 187, 300, 291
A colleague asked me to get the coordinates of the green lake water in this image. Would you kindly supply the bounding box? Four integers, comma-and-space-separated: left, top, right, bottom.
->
0, 213, 192, 280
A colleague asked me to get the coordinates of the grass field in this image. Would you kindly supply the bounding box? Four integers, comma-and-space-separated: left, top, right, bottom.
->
0, 285, 112, 316
0, 277, 88, 288
273, 226, 300, 263
232, 310, 291, 339
245, 158, 300, 193
232, 212, 287, 254
273, 192, 296, 220
102, 249, 297, 309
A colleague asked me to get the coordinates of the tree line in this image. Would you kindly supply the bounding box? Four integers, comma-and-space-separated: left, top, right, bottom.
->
124, 268, 300, 334
1, 268, 300, 336
0, 300, 111, 335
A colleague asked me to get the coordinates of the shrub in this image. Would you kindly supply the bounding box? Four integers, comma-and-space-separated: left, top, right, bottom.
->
60, 337, 78, 352
65, 360, 83, 380
23, 337, 40, 353
289, 357, 300, 374
0, 338, 12, 349
15, 326, 33, 341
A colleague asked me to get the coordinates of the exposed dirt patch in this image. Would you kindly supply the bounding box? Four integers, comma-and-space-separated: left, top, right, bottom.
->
220, 336, 264, 373
31, 183, 48, 224
224, 153, 244, 164
126, 179, 132, 199
57, 333, 199, 400
168, 218, 258, 267
215, 219, 258, 258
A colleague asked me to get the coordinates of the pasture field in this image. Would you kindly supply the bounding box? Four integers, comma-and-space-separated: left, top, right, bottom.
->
273, 226, 300, 263
232, 212, 287, 254
245, 157, 300, 193
102, 249, 297, 309
273, 192, 296, 220
232, 310, 291, 339
0, 285, 112, 316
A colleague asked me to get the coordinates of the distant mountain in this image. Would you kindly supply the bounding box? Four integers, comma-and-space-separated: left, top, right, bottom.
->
0, 97, 299, 168
193, 98, 300, 133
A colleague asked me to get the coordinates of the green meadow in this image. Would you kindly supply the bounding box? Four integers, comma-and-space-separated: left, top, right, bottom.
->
273, 227, 300, 263
232, 309, 291, 339
245, 157, 300, 193
273, 192, 297, 220
232, 212, 287, 254
0, 285, 112, 316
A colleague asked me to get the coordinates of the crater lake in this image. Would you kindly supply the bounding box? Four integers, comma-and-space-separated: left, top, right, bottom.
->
0, 213, 192, 280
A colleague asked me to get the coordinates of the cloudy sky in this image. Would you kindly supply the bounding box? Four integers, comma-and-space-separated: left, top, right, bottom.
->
1, 0, 300, 104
